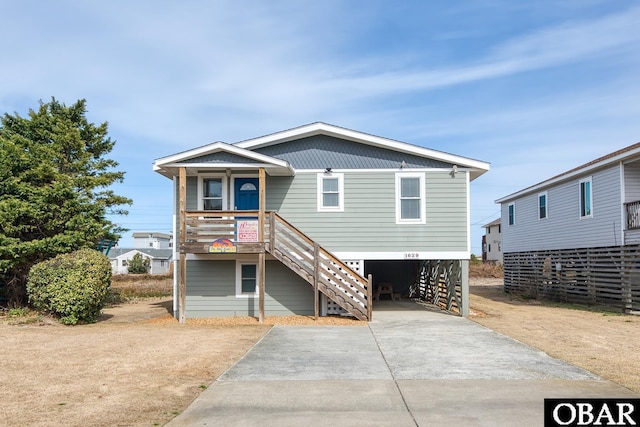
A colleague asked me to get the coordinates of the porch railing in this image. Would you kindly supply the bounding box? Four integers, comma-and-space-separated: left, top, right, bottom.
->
625, 201, 640, 230
179, 210, 372, 320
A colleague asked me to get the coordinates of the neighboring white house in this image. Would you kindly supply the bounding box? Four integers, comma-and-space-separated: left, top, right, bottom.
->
482, 218, 502, 264
495, 142, 640, 312
109, 248, 173, 275
132, 232, 173, 249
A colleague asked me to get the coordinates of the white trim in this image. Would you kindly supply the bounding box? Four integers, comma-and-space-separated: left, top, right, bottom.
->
335, 251, 470, 260
538, 191, 548, 220
317, 172, 344, 212
234, 122, 490, 177
235, 260, 259, 298
620, 161, 626, 244
154, 141, 291, 170
197, 174, 228, 210
508, 202, 515, 226
496, 145, 640, 203
579, 176, 593, 219
465, 171, 471, 254
295, 168, 465, 174
395, 172, 426, 224
230, 174, 259, 210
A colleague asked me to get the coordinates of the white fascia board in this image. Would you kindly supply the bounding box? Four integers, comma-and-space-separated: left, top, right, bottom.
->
334, 251, 471, 260
495, 148, 640, 204
235, 122, 490, 174
154, 141, 290, 169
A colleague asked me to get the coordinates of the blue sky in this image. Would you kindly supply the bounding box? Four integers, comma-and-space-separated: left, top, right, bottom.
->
2, 0, 640, 253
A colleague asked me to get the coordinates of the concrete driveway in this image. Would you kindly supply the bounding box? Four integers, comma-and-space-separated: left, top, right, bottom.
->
166, 301, 637, 426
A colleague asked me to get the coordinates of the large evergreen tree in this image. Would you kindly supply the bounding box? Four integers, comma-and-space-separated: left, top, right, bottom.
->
0, 98, 131, 303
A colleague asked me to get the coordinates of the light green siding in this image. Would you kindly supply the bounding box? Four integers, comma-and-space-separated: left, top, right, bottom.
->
185, 259, 314, 318
266, 171, 468, 252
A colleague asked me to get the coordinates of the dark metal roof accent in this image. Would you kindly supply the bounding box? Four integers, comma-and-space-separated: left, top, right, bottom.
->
253, 135, 452, 169
177, 151, 261, 164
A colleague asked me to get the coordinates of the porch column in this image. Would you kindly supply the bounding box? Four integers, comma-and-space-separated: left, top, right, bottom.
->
178, 167, 187, 323
258, 167, 266, 323
460, 259, 469, 317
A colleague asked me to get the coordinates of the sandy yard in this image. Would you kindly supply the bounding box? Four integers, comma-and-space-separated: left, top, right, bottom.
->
1, 277, 638, 426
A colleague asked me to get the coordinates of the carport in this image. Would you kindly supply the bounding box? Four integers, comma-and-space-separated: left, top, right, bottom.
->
365, 259, 468, 316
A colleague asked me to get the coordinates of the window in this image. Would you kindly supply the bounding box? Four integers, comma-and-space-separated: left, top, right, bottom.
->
201, 177, 224, 210
317, 173, 344, 211
122, 260, 127, 267
580, 177, 592, 218
396, 173, 425, 224
235, 261, 258, 297
498, 224, 501, 233
508, 203, 515, 225
538, 192, 547, 219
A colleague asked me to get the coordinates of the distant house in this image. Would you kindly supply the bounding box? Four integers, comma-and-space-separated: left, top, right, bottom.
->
481, 218, 502, 264
153, 122, 490, 322
109, 248, 173, 275
495, 142, 640, 313
132, 232, 173, 249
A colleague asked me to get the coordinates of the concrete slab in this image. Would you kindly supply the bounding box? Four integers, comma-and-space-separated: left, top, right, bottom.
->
167, 380, 415, 427
400, 379, 638, 427
167, 301, 638, 426
220, 326, 391, 381
369, 308, 597, 380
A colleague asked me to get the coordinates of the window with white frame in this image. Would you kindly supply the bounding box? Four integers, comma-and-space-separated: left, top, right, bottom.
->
508, 203, 515, 225
317, 173, 344, 211
396, 173, 425, 224
200, 176, 226, 210
538, 192, 548, 220
580, 177, 592, 218
235, 261, 258, 297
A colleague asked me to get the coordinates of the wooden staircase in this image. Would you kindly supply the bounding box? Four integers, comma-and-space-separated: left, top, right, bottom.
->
266, 212, 372, 321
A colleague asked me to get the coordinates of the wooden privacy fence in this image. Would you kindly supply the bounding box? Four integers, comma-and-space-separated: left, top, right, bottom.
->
409, 260, 462, 315
504, 245, 640, 313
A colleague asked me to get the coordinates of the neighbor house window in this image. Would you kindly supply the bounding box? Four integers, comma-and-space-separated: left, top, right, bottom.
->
580, 177, 592, 218
317, 173, 344, 212
199, 176, 226, 210
538, 192, 547, 219
396, 173, 425, 224
508, 203, 515, 225
235, 261, 258, 297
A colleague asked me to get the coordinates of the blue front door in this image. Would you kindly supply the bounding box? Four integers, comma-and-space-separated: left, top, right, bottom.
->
234, 178, 259, 210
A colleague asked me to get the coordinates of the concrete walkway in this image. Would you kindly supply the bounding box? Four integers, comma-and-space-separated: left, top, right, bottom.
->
166, 301, 637, 426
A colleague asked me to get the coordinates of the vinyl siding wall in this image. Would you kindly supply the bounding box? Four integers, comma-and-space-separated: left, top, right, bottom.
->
185, 258, 315, 317
266, 170, 468, 253
502, 165, 622, 252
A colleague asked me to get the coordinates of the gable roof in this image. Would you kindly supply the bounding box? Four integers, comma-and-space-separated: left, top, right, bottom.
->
236, 122, 490, 180
153, 141, 295, 178
108, 248, 173, 260
153, 122, 490, 180
496, 142, 640, 204
483, 218, 501, 228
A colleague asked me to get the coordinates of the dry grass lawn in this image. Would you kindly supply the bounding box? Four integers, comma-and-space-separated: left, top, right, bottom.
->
1, 273, 639, 426
470, 278, 640, 394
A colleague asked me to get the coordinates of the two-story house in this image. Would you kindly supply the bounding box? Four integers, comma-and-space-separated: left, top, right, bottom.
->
153, 123, 490, 322
482, 218, 502, 264
496, 142, 640, 313
132, 232, 173, 249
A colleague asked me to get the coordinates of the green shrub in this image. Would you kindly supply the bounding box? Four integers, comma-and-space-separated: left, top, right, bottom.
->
26, 248, 111, 325
127, 252, 150, 274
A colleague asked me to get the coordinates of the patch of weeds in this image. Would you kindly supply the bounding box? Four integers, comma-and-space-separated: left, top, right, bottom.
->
2, 306, 44, 325
199, 384, 207, 390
